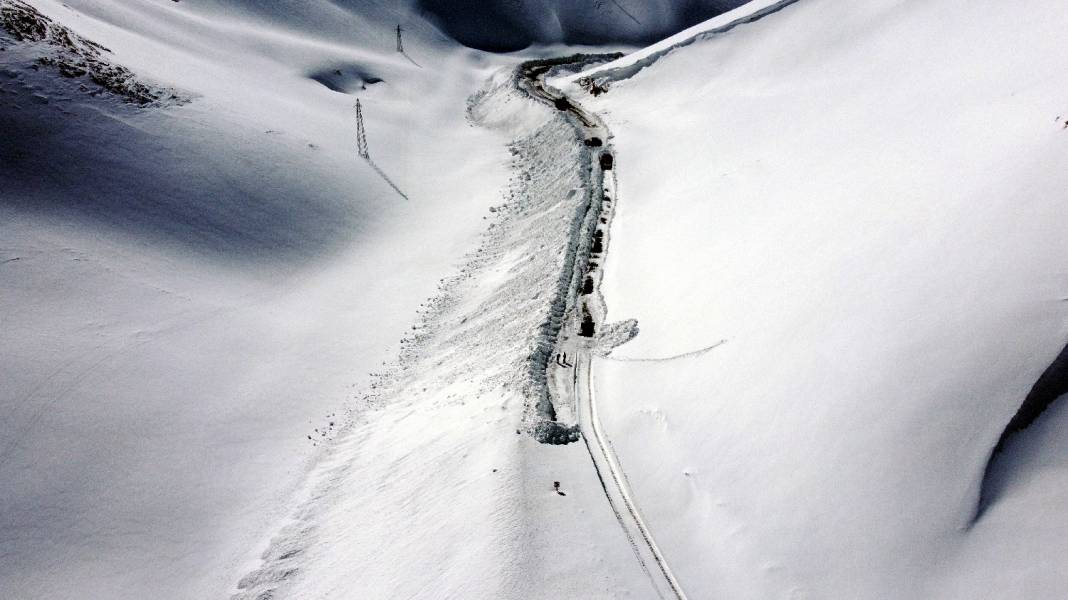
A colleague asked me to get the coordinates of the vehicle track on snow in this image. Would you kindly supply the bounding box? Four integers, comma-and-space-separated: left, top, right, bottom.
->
519, 57, 690, 600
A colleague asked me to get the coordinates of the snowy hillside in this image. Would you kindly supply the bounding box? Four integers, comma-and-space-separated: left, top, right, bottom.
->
559, 0, 1068, 598
0, 0, 751, 597
1, 0, 515, 597
4, 0, 1068, 598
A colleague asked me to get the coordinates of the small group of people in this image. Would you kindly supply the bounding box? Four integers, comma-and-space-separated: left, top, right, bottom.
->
555, 352, 574, 368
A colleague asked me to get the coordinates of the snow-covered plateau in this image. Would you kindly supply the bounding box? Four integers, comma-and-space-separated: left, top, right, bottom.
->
2, 0, 1067, 598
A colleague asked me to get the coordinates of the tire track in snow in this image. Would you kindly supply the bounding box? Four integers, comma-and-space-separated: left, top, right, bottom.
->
578, 353, 689, 600
522, 58, 689, 600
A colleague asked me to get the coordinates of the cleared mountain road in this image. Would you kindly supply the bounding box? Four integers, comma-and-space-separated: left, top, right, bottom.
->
520, 57, 690, 600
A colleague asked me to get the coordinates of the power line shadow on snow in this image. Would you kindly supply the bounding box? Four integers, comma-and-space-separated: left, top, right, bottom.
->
400, 51, 422, 69
602, 0, 643, 26
354, 99, 407, 200
365, 157, 409, 201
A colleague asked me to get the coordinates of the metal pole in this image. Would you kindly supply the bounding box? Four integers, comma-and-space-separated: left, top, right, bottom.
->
355, 99, 368, 159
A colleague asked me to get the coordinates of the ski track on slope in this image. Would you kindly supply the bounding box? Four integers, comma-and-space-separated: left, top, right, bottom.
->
580, 353, 689, 600
523, 61, 689, 600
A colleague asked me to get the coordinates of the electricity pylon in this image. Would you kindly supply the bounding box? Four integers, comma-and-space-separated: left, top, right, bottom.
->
396, 25, 404, 53
355, 99, 369, 159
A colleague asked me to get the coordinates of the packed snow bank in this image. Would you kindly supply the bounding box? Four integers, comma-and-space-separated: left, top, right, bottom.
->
415, 0, 750, 52
567, 0, 1068, 598
0, 0, 515, 597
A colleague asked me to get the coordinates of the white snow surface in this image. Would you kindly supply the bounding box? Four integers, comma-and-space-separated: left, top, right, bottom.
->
560, 0, 1068, 598
6, 0, 1068, 598
231, 67, 651, 600
0, 1, 516, 597
0, 1, 674, 598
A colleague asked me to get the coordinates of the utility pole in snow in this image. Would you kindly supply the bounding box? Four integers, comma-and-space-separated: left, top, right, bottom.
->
355, 99, 369, 159
395, 24, 421, 68
354, 99, 407, 200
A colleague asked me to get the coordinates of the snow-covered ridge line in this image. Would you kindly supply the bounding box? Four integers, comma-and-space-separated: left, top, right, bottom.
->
560, 0, 802, 87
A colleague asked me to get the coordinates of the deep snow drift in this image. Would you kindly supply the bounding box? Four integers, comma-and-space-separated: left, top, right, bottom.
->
557, 0, 1068, 598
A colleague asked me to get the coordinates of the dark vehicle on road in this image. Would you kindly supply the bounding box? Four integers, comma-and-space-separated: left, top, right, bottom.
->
599, 152, 613, 170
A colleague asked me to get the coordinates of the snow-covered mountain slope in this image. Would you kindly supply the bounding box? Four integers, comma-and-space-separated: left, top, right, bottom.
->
7, 0, 1068, 597
2, 0, 739, 597
231, 60, 657, 599
557, 0, 1068, 598
0, 1, 517, 597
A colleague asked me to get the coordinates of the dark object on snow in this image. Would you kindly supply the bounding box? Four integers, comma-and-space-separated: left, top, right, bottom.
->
533, 421, 580, 445
579, 306, 595, 338
553, 481, 566, 496
555, 352, 573, 368
578, 77, 610, 97
582, 275, 594, 295
599, 152, 613, 170
584, 137, 602, 147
